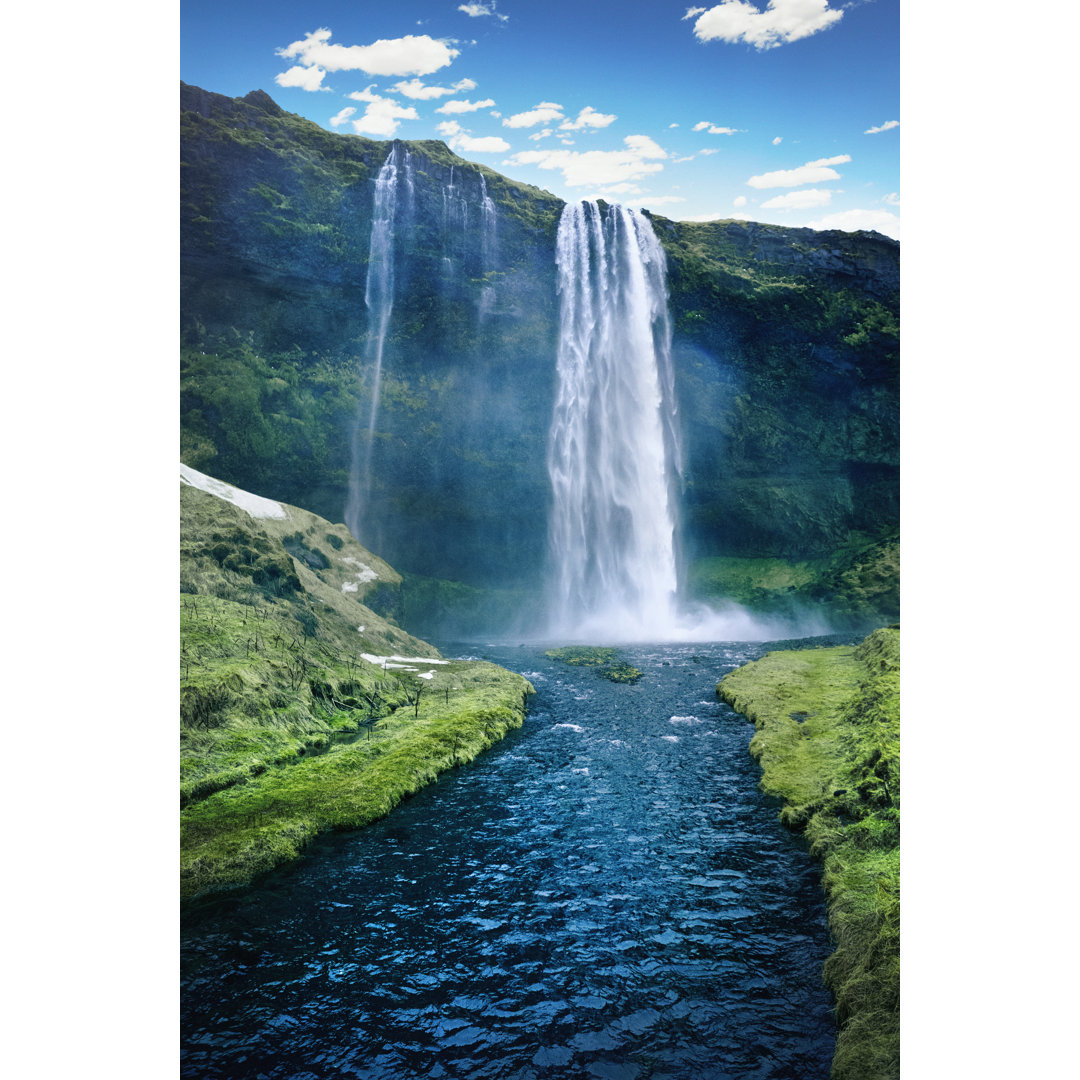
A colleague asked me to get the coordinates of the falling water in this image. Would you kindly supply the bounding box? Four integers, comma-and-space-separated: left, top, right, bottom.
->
546, 201, 683, 640
345, 145, 412, 543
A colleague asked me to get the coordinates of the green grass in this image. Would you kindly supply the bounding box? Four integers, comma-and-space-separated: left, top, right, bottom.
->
180, 477, 534, 902
544, 646, 643, 683
718, 627, 900, 1079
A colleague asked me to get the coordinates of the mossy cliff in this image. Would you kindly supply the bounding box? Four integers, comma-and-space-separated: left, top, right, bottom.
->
180, 465, 533, 903
181, 83, 898, 629
718, 628, 900, 1080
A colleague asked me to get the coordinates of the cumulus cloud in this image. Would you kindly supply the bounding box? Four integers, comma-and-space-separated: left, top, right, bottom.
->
560, 106, 617, 131
503, 102, 565, 128
693, 121, 739, 134
436, 97, 496, 114
772, 136, 783, 145
436, 119, 511, 154
458, 2, 509, 19
761, 187, 833, 210
346, 85, 420, 136
684, 1, 844, 50
733, 195, 747, 207
529, 128, 554, 141
504, 134, 667, 187
865, 119, 900, 135
747, 154, 850, 188
807, 208, 899, 240
391, 76, 477, 99
275, 64, 329, 92
277, 28, 459, 77
883, 191, 900, 206
329, 106, 357, 127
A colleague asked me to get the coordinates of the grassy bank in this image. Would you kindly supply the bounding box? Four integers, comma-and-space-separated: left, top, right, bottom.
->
717, 627, 899, 1080
180, 470, 533, 903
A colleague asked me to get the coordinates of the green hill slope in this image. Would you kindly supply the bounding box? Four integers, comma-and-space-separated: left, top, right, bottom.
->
179, 465, 533, 902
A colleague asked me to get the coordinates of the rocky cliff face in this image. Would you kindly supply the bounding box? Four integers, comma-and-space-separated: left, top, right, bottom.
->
180, 83, 898, 610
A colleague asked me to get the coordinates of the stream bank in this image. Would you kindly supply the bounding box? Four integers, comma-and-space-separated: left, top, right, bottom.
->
718, 627, 900, 1080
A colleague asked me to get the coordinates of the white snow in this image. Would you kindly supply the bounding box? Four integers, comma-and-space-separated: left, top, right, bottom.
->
342, 557, 379, 583
361, 653, 450, 670
341, 582, 359, 593
417, 671, 436, 680
180, 463, 288, 519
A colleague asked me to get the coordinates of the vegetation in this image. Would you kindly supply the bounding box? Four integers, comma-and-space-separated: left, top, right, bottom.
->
544, 646, 643, 683
717, 628, 900, 1079
688, 531, 899, 629
180, 477, 533, 903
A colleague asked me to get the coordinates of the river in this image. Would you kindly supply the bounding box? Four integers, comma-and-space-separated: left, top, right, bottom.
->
181, 637, 849, 1079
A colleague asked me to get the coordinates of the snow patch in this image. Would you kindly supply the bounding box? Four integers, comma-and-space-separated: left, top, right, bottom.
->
180, 463, 287, 519
361, 653, 450, 669
341, 582, 359, 593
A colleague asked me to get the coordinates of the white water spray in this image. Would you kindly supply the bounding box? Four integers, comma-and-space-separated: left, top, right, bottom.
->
346, 145, 412, 542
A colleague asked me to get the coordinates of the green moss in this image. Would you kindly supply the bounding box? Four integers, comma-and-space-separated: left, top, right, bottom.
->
545, 646, 643, 683
718, 628, 900, 1079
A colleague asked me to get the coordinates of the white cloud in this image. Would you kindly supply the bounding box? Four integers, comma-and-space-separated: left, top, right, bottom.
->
529, 128, 554, 141
699, 148, 719, 155
504, 134, 667, 187
733, 195, 747, 207
458, 2, 509, 19
807, 208, 899, 240
346, 85, 419, 136
503, 102, 565, 128
277, 28, 459, 77
761, 187, 833, 210
673, 154, 696, 163
391, 77, 477, 99
275, 65, 329, 92
669, 122, 680, 128
693, 121, 739, 135
560, 106, 617, 131
883, 191, 900, 206
436, 97, 496, 114
329, 106, 357, 127
865, 119, 900, 135
685, 1, 844, 51
747, 154, 850, 188
436, 119, 510, 154
772, 136, 783, 145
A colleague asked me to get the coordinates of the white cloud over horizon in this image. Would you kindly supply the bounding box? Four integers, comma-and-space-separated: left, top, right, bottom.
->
505, 134, 667, 187
693, 121, 739, 135
503, 102, 565, 128
391, 77, 477, 100
346, 85, 420, 136
458, 2, 509, 20
436, 119, 511, 154
761, 187, 833, 210
435, 97, 496, 114
747, 154, 850, 188
684, 1, 844, 51
277, 28, 459, 77
807, 207, 899, 240
275, 65, 329, 92
561, 106, 617, 131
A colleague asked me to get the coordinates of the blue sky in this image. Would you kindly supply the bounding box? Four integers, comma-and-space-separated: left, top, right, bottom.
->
182, 1, 899, 237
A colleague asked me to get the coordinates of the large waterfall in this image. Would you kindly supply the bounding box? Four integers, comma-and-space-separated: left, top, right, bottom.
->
345, 144, 413, 544
546, 201, 684, 640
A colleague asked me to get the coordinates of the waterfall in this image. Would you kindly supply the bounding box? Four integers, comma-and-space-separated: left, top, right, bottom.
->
546, 201, 684, 640
345, 144, 412, 543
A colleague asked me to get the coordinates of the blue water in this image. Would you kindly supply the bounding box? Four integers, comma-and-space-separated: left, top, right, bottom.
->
181, 640, 840, 1079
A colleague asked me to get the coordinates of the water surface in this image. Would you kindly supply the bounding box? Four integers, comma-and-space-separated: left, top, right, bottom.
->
181, 640, 839, 1079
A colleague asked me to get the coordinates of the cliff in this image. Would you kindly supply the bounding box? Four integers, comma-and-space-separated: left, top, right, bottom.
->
180, 83, 899, 629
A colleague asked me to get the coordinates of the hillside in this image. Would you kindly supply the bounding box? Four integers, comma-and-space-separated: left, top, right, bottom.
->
179, 464, 534, 902
180, 83, 899, 631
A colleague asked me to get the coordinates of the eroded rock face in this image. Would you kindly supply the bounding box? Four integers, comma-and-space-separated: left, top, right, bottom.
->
180, 83, 898, 590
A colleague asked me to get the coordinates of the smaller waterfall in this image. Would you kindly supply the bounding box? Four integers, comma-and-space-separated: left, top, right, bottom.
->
345, 144, 412, 543
546, 201, 683, 640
